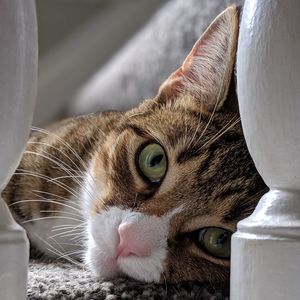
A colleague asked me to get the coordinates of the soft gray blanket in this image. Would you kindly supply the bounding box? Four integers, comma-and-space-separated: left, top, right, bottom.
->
28, 260, 228, 300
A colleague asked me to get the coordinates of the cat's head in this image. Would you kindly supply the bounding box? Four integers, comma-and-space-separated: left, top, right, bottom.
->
83, 6, 266, 283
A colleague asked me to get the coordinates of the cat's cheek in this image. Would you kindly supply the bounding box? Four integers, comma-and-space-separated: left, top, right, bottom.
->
85, 235, 120, 279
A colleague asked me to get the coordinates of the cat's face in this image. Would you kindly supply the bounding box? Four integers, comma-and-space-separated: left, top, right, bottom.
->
83, 6, 266, 283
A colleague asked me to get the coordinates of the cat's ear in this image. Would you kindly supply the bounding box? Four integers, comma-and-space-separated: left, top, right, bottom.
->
157, 5, 239, 112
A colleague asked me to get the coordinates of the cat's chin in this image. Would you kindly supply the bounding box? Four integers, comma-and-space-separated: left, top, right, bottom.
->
86, 246, 166, 283
117, 249, 166, 282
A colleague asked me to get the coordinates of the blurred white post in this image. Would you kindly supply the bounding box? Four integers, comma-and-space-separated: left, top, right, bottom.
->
0, 1, 37, 299
231, 1, 300, 299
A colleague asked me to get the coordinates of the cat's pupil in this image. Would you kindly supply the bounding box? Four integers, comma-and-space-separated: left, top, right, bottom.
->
195, 227, 232, 259
138, 143, 167, 182
215, 232, 229, 248
149, 154, 163, 167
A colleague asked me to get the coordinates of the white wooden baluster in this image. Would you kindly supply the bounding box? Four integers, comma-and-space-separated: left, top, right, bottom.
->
231, 1, 300, 299
0, 0, 37, 299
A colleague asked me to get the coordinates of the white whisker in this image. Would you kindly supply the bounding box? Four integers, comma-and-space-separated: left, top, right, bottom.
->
47, 175, 85, 182
32, 233, 83, 267
50, 232, 84, 240
31, 126, 88, 172
28, 140, 85, 175
21, 216, 83, 224
51, 223, 86, 231
15, 170, 82, 201
200, 117, 240, 150
9, 199, 82, 214
39, 210, 82, 218
54, 250, 85, 261
22, 150, 86, 194
31, 190, 81, 208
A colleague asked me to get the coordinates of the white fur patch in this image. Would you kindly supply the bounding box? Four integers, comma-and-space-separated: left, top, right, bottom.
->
85, 206, 181, 283
81, 167, 100, 216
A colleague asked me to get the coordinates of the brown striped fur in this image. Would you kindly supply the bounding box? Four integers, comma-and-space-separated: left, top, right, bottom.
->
2, 6, 267, 283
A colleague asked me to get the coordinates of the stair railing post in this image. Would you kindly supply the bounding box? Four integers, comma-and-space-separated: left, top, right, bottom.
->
0, 1, 37, 299
231, 1, 300, 299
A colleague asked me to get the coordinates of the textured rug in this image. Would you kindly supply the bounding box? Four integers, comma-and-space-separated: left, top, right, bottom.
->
28, 260, 229, 300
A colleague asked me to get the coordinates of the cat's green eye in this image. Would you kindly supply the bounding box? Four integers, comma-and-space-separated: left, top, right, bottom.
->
138, 143, 167, 182
196, 227, 232, 259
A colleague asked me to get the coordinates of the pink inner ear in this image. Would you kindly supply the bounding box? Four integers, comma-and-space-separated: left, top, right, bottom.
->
160, 68, 184, 99
159, 5, 239, 108
161, 37, 205, 100
182, 41, 201, 73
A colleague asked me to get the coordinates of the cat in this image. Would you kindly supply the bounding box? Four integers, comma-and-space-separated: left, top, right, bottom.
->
2, 5, 266, 284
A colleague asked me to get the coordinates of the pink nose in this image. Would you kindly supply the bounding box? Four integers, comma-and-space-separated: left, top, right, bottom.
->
116, 222, 151, 258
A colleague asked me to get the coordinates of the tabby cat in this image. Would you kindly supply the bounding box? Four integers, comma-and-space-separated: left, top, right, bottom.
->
2, 6, 266, 283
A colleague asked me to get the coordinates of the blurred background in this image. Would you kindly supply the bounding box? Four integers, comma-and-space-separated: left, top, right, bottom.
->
34, 0, 241, 126
35, 0, 166, 125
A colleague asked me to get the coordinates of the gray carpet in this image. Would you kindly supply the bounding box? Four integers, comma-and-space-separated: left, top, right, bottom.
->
28, 260, 229, 300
